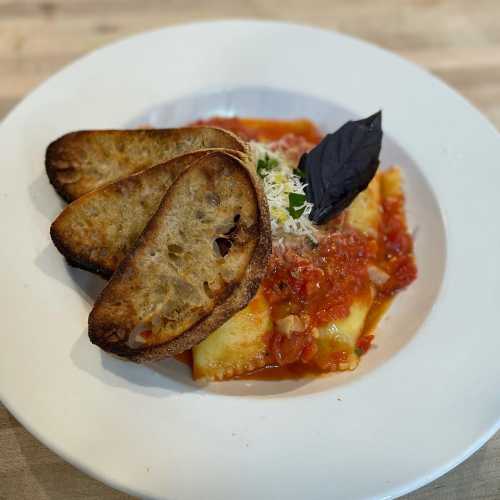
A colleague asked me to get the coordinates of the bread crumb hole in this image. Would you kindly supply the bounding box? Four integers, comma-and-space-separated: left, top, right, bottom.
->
214, 238, 232, 257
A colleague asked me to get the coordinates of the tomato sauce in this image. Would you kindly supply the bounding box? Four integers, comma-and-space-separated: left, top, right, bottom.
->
243, 230, 376, 376
377, 195, 418, 297
262, 232, 376, 328
190, 116, 322, 144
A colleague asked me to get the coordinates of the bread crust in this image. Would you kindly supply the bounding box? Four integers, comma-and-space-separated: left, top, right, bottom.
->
88, 151, 271, 361
46, 127, 246, 202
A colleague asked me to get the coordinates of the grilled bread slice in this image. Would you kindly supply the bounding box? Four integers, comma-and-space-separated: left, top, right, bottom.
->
50, 150, 217, 278
46, 127, 246, 201
88, 151, 271, 361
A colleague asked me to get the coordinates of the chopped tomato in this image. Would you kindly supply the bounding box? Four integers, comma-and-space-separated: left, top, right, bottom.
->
378, 195, 417, 297
300, 342, 319, 363
262, 230, 376, 328
269, 331, 315, 366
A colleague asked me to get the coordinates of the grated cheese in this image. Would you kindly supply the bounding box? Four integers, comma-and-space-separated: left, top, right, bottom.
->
250, 141, 318, 243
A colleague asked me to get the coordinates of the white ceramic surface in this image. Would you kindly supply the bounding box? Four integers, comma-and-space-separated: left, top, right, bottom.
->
0, 20, 499, 500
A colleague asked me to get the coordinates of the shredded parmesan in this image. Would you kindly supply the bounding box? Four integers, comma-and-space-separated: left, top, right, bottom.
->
250, 142, 318, 243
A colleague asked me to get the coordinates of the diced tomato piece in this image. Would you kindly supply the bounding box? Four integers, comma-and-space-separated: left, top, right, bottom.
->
300, 342, 319, 363
270, 332, 314, 366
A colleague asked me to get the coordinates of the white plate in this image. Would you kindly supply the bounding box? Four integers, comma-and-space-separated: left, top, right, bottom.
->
0, 20, 499, 500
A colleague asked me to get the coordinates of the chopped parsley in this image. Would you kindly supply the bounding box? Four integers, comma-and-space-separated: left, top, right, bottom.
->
287, 192, 307, 219
256, 153, 278, 178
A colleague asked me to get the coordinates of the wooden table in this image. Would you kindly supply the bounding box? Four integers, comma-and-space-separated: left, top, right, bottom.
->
1, 1, 499, 498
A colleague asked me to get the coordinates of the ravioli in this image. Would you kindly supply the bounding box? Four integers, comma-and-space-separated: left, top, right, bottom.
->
346, 173, 382, 236
381, 165, 403, 198
314, 290, 374, 371
193, 290, 272, 381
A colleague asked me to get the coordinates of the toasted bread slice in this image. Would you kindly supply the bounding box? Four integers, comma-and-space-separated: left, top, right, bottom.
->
88, 151, 271, 361
46, 127, 246, 201
50, 150, 218, 278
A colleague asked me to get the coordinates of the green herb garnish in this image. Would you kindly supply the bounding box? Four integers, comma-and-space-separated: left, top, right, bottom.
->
288, 192, 307, 219
354, 347, 364, 357
256, 154, 278, 178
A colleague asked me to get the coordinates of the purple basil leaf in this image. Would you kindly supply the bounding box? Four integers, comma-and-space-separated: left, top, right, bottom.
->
303, 111, 383, 224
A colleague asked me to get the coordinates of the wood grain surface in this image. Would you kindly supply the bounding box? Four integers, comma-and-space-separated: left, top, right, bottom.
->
0, 1, 499, 499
